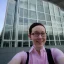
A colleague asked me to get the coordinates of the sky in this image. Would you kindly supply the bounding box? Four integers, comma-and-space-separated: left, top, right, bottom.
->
0, 0, 7, 35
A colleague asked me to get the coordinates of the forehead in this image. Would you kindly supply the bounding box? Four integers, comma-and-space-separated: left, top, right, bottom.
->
32, 25, 45, 32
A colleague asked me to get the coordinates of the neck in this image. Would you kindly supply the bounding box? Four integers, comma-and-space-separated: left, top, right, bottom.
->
34, 45, 43, 55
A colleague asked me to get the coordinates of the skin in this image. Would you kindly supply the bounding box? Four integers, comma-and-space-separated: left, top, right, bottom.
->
29, 25, 46, 54
8, 25, 64, 64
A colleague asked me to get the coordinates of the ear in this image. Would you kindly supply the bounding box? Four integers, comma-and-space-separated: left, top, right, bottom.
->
28, 34, 32, 40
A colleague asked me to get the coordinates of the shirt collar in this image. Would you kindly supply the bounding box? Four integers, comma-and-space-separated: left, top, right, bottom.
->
29, 45, 46, 53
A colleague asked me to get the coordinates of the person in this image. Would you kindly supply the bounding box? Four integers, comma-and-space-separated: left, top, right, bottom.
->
8, 22, 64, 64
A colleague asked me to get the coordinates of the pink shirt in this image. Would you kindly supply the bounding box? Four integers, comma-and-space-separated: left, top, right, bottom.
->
11, 46, 64, 64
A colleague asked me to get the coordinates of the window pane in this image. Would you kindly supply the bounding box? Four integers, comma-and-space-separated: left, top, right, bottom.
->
38, 20, 46, 25
60, 35, 64, 40
19, 17, 23, 25
8, 2, 15, 14
18, 41, 22, 47
24, 18, 28, 25
18, 26, 23, 40
18, 31, 22, 40
54, 6, 60, 16
37, 1, 44, 12
50, 41, 55, 45
38, 12, 45, 20
4, 30, 10, 39
24, 1, 28, 9
61, 41, 64, 45
49, 35, 54, 40
45, 41, 49, 45
46, 22, 52, 26
29, 19, 37, 24
23, 32, 28, 40
6, 14, 12, 25
11, 41, 15, 47
43, 2, 50, 14
49, 3, 54, 15
29, 11, 37, 19
3, 41, 9, 47
19, 1, 23, 8
45, 14, 51, 21
51, 16, 55, 21
29, 0, 36, 4
55, 16, 61, 22
30, 41, 33, 47
29, 4, 36, 11
24, 9, 28, 18
12, 30, 15, 40
23, 41, 28, 47
55, 35, 59, 40
46, 35, 49, 40
56, 41, 60, 45
19, 8, 23, 17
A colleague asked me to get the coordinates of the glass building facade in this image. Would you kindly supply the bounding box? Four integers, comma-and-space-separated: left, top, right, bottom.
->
1, 0, 64, 47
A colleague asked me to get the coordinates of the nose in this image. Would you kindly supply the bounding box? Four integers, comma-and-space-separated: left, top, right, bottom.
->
38, 34, 42, 38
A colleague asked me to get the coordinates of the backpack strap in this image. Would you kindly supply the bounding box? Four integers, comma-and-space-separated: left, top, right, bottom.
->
25, 52, 29, 64
25, 49, 55, 64
45, 48, 55, 64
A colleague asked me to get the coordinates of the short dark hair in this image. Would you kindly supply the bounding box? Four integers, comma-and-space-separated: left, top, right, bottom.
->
29, 22, 46, 34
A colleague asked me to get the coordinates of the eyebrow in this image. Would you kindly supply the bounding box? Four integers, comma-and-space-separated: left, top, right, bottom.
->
32, 31, 46, 33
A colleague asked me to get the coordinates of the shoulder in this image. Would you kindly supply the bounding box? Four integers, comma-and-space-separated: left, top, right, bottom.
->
8, 51, 27, 64
50, 48, 64, 60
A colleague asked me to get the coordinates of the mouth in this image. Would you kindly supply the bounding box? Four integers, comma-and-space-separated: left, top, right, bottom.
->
36, 40, 43, 44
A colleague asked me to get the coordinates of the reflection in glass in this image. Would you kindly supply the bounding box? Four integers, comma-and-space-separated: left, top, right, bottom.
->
19, 1, 23, 8
24, 1, 28, 9
29, 19, 37, 24
38, 20, 46, 25
23, 32, 28, 40
3, 41, 9, 47
37, 1, 44, 12
29, 11, 37, 19
55, 16, 61, 22
49, 3, 54, 15
18, 29, 22, 40
18, 41, 22, 47
38, 12, 45, 20
24, 18, 28, 25
61, 41, 64, 45
54, 6, 60, 16
29, 0, 36, 4
51, 15, 55, 21
29, 4, 36, 11
50, 41, 55, 45
12, 30, 15, 40
19, 17, 23, 25
45, 14, 51, 21
30, 41, 33, 46
11, 41, 15, 47
8, 2, 15, 14
45, 41, 49, 45
55, 35, 59, 40
19, 8, 23, 17
46, 22, 52, 26
60, 35, 64, 40
6, 14, 12, 25
23, 41, 28, 47
43, 2, 50, 14
46, 33, 49, 40
24, 9, 28, 18
56, 41, 60, 45
4, 30, 10, 39
49, 35, 54, 40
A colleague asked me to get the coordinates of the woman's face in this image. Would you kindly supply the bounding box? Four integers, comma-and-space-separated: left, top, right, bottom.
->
29, 25, 46, 48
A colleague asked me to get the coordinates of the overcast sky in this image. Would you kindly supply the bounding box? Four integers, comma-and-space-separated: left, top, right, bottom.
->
0, 0, 7, 35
